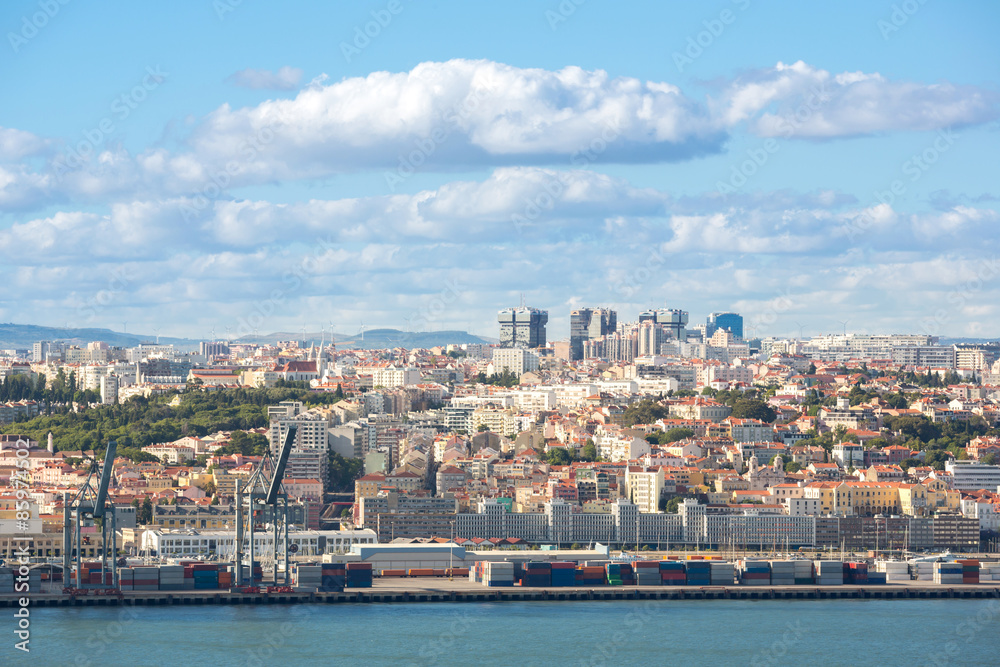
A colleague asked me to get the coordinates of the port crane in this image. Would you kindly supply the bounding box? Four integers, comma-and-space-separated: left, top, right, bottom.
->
235, 425, 296, 587
62, 440, 119, 589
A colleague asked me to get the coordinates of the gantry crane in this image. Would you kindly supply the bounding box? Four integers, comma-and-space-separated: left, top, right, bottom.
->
63, 440, 119, 589
235, 425, 296, 586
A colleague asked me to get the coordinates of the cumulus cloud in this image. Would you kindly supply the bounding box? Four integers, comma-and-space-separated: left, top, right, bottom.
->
227, 66, 304, 90
1, 59, 996, 213
0, 127, 49, 162
723, 61, 1000, 138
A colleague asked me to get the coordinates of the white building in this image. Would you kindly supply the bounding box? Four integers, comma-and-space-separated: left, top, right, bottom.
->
489, 348, 540, 376
945, 460, 1000, 492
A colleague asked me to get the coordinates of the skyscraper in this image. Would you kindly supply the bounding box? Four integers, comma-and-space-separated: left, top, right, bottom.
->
569, 308, 617, 360
638, 309, 688, 341
707, 312, 744, 339
498, 306, 549, 348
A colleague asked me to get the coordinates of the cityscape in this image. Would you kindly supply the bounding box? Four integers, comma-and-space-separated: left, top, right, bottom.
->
2, 0, 999, 664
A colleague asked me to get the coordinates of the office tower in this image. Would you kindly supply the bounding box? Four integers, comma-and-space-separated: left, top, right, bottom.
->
498, 306, 549, 348
638, 309, 689, 341
707, 312, 744, 340
569, 308, 617, 360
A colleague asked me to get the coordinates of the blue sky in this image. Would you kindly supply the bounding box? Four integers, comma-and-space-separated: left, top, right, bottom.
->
1, 0, 998, 342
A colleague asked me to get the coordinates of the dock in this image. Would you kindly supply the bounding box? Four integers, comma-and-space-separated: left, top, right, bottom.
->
4, 580, 999, 607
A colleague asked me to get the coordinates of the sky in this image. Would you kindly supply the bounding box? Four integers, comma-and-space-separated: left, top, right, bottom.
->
1, 0, 998, 342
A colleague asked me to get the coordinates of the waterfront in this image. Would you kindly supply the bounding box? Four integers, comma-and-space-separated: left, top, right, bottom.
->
27, 598, 1000, 666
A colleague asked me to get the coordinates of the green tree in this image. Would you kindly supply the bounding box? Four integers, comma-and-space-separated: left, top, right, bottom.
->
622, 399, 669, 426
138, 497, 153, 525
730, 398, 776, 423
580, 440, 598, 462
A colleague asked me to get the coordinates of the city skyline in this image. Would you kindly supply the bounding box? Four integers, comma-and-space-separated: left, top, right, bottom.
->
1, 1, 998, 341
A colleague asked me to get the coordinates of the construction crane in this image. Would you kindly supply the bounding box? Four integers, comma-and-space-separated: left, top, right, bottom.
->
235, 425, 296, 587
63, 440, 119, 589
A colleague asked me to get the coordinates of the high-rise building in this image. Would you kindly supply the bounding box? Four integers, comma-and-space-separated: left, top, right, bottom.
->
707, 312, 744, 340
498, 306, 548, 348
638, 309, 689, 341
569, 308, 617, 360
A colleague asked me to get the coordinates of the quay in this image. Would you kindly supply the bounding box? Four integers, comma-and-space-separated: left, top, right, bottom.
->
4, 580, 998, 607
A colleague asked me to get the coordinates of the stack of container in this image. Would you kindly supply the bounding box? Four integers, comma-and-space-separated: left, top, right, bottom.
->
876, 560, 910, 583
319, 563, 346, 591
659, 561, 686, 586
81, 562, 113, 587
933, 562, 963, 585
192, 564, 219, 590
0, 567, 13, 594
979, 563, 1000, 582
958, 560, 979, 585
793, 560, 814, 585
867, 571, 887, 584
132, 566, 159, 591
239, 562, 264, 584
710, 561, 735, 586
520, 561, 551, 587
295, 565, 323, 591
813, 561, 843, 585
634, 561, 661, 586
844, 562, 868, 584
119, 568, 134, 592
469, 562, 484, 583
483, 561, 514, 587
685, 561, 711, 585
605, 563, 625, 586
158, 565, 184, 591
575, 565, 606, 586
738, 560, 771, 586
218, 568, 233, 589
550, 562, 576, 587
768, 561, 795, 586
346, 562, 373, 588
910, 561, 934, 581
26, 568, 41, 592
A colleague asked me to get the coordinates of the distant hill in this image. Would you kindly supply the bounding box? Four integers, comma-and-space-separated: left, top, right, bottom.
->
0, 323, 199, 351
938, 337, 1000, 345
236, 328, 493, 350
0, 323, 491, 353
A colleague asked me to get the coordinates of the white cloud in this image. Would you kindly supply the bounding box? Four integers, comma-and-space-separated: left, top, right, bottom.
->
725, 61, 999, 138
227, 66, 304, 91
